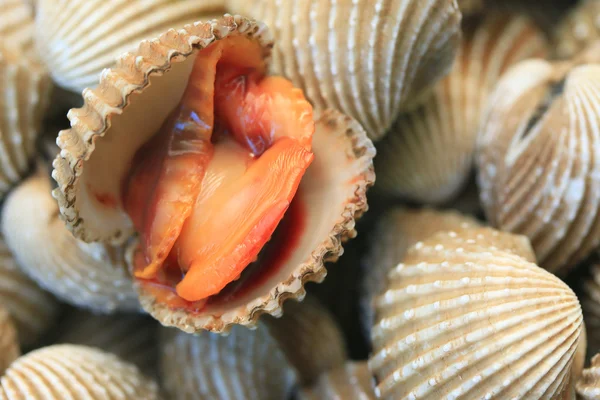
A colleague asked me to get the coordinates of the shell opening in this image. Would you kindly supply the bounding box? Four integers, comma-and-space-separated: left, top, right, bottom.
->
521, 78, 566, 140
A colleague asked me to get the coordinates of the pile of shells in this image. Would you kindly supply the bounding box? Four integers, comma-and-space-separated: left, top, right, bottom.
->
3, 0, 600, 399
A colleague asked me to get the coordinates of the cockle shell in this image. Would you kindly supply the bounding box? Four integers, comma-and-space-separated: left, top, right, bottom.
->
476, 53, 600, 275
224, 0, 462, 141
52, 15, 375, 333
375, 14, 548, 204
0, 306, 19, 376
2, 171, 139, 313
159, 324, 296, 400
0, 238, 58, 348
35, 0, 227, 93
0, 0, 35, 49
370, 228, 583, 399
263, 297, 347, 385
0, 344, 160, 399
555, 0, 600, 59
0, 42, 51, 198
577, 353, 600, 399
299, 362, 376, 400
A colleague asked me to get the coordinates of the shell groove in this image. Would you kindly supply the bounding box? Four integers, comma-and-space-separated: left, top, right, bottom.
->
35, 0, 227, 93
299, 362, 376, 400
375, 14, 548, 204
370, 229, 583, 399
0, 306, 19, 376
2, 171, 139, 313
225, 0, 462, 141
0, 344, 160, 399
159, 324, 296, 400
0, 0, 35, 49
476, 56, 600, 275
0, 237, 58, 348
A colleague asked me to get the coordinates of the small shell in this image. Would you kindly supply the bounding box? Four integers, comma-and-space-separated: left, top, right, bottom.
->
2, 170, 139, 313
0, 42, 51, 198
577, 353, 600, 399
555, 0, 600, 59
0, 0, 35, 49
0, 306, 19, 376
54, 310, 158, 378
582, 264, 600, 358
263, 297, 347, 385
35, 0, 227, 93
159, 324, 296, 400
299, 362, 376, 400
370, 228, 583, 399
0, 237, 58, 348
476, 55, 600, 275
225, 0, 462, 141
0, 344, 160, 399
375, 14, 548, 204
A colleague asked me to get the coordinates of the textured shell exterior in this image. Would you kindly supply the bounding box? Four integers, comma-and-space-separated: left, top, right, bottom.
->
225, 0, 462, 141
577, 354, 600, 399
263, 297, 347, 385
0, 42, 51, 198
0, 344, 160, 399
375, 14, 548, 204
582, 264, 600, 358
0, 238, 58, 348
555, 0, 600, 59
35, 0, 227, 93
55, 311, 158, 378
0, 0, 35, 49
476, 58, 600, 275
159, 324, 296, 400
0, 306, 19, 376
2, 172, 139, 313
299, 362, 376, 400
370, 229, 583, 399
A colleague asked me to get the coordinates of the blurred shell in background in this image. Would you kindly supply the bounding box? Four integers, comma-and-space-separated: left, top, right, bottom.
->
556, 0, 600, 59
0, 0, 35, 49
35, 0, 227, 93
456, 0, 483, 16
225, 0, 462, 141
577, 353, 600, 400
370, 229, 582, 399
2, 170, 139, 313
299, 362, 376, 400
0, 344, 160, 399
159, 324, 296, 400
375, 14, 548, 204
0, 306, 19, 376
582, 264, 600, 359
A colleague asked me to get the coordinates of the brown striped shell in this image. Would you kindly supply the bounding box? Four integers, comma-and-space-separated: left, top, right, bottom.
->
476, 51, 600, 275
299, 362, 376, 400
0, 306, 19, 376
159, 324, 296, 400
556, 0, 600, 59
224, 0, 462, 141
35, 0, 227, 93
0, 344, 160, 399
375, 14, 548, 204
370, 228, 583, 399
577, 353, 600, 399
0, 237, 58, 348
2, 170, 139, 313
0, 0, 35, 49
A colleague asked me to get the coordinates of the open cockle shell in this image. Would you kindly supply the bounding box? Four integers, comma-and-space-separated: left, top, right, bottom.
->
0, 344, 160, 399
375, 14, 548, 204
0, 0, 35, 49
0, 237, 58, 348
0, 306, 19, 376
159, 324, 296, 400
555, 0, 600, 59
224, 0, 462, 141
35, 0, 227, 93
299, 362, 376, 400
476, 54, 600, 275
2, 171, 139, 313
370, 229, 583, 399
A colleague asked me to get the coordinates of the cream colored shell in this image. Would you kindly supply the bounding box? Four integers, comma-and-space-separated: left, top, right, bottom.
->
370, 229, 583, 399
375, 14, 548, 204
0, 0, 35, 49
299, 362, 376, 400
2, 171, 139, 313
159, 324, 296, 400
0, 237, 58, 348
35, 0, 227, 93
0, 306, 19, 376
0, 344, 160, 399
556, 0, 600, 59
225, 0, 462, 141
577, 353, 600, 399
476, 56, 600, 275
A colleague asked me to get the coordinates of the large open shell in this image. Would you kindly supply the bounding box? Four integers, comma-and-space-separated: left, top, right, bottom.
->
299, 362, 376, 400
0, 0, 35, 49
2, 170, 139, 313
0, 344, 160, 399
35, 0, 227, 93
370, 228, 583, 399
0, 306, 19, 376
476, 54, 600, 275
0, 237, 58, 348
159, 324, 296, 400
52, 15, 375, 333
375, 14, 548, 204
224, 0, 462, 141
555, 0, 600, 59
577, 353, 600, 399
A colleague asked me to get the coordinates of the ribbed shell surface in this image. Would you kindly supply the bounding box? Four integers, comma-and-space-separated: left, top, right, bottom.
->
0, 0, 35, 49
299, 362, 376, 400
